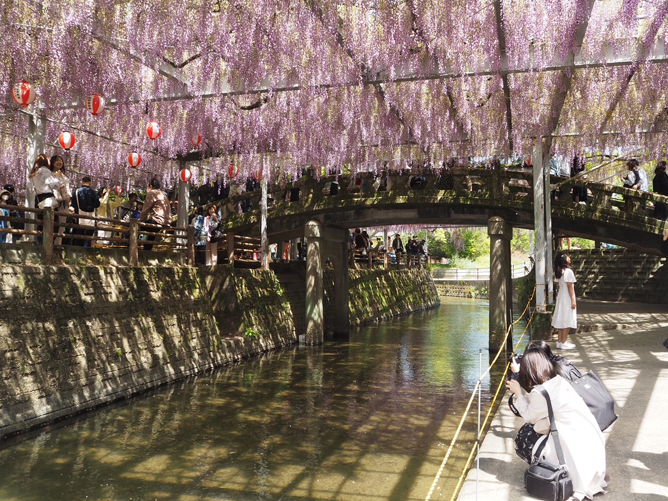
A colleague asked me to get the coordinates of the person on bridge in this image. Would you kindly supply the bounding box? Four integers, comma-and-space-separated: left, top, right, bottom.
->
552, 253, 577, 350
653, 161, 668, 220
622, 159, 639, 213
140, 178, 171, 251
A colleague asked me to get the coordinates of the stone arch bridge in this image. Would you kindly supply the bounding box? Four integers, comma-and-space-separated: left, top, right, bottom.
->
213, 168, 667, 345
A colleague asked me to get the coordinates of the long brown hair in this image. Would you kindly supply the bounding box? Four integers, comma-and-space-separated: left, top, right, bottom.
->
518, 348, 557, 392
29, 154, 50, 177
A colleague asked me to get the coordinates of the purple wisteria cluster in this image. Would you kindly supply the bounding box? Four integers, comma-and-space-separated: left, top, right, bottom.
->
1, 0, 667, 190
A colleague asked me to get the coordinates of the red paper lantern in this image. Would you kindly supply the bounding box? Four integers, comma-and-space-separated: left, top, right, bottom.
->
113, 185, 124, 195
85, 94, 106, 116
128, 152, 141, 167
253, 169, 263, 181
190, 133, 202, 146
228, 163, 239, 178
58, 132, 75, 150
12, 81, 36, 107
179, 168, 192, 183
146, 121, 161, 140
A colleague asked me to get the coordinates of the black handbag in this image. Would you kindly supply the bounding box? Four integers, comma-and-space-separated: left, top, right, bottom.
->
569, 371, 617, 431
524, 387, 574, 501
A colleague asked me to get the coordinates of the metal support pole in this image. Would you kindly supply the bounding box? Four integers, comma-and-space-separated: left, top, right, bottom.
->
177, 160, 189, 247
544, 148, 554, 305
260, 175, 269, 270
533, 138, 547, 313
476, 349, 482, 498
26, 112, 46, 240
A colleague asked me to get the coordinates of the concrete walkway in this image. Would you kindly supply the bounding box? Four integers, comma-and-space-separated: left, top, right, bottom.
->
457, 299, 668, 501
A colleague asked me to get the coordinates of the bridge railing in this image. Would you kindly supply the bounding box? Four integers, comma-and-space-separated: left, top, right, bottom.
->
431, 261, 533, 281
217, 167, 668, 231
0, 203, 191, 266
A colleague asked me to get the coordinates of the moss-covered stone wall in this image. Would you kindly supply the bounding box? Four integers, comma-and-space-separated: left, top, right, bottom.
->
0, 265, 295, 437
324, 269, 440, 327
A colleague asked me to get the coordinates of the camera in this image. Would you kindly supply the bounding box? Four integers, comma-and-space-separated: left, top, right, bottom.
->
509, 353, 523, 382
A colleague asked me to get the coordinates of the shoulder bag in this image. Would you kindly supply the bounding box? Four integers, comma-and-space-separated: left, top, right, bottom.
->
524, 387, 574, 501
569, 371, 617, 431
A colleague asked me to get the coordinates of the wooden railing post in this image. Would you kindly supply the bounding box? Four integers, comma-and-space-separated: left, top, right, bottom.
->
129, 219, 139, 266
186, 226, 195, 266
43, 207, 54, 264
227, 232, 235, 264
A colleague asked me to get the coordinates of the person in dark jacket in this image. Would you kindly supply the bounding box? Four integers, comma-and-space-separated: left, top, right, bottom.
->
571, 154, 587, 204
71, 176, 101, 247
653, 161, 668, 220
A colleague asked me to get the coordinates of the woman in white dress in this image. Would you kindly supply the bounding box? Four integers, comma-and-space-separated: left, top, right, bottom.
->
552, 252, 577, 349
507, 349, 607, 500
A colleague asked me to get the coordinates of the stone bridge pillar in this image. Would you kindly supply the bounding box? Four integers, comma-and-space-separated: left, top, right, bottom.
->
488, 216, 513, 352
324, 228, 350, 338
305, 220, 324, 345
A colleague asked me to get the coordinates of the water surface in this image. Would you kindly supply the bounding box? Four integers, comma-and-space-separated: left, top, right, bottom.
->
0, 298, 510, 501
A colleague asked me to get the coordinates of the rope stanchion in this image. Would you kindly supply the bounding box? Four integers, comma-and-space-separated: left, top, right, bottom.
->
424, 286, 537, 501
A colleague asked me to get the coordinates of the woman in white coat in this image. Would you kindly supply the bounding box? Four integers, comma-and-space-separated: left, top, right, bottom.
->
507, 349, 607, 500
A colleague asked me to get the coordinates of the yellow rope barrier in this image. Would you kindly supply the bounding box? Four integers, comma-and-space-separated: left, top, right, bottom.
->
424, 286, 537, 501
448, 306, 538, 501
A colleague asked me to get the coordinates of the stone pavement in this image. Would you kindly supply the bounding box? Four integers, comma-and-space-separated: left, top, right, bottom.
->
457, 299, 668, 501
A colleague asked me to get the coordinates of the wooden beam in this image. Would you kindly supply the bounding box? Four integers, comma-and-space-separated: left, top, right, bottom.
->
543, 0, 597, 154
493, 0, 514, 154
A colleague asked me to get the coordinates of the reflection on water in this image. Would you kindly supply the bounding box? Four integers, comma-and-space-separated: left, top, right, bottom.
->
0, 298, 508, 501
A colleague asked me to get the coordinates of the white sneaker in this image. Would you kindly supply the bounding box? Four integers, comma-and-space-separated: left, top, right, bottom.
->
556, 342, 563, 349
561, 341, 576, 350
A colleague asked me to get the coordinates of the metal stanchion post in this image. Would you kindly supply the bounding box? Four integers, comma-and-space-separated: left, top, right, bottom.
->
475, 350, 482, 498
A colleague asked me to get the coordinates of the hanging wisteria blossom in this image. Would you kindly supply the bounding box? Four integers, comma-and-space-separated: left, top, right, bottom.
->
146, 121, 162, 140
0, 0, 665, 187
58, 132, 75, 150
11, 81, 36, 107
85, 94, 106, 116
128, 152, 141, 167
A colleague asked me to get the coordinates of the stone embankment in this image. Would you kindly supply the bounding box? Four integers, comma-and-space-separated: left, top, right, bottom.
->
0, 265, 438, 437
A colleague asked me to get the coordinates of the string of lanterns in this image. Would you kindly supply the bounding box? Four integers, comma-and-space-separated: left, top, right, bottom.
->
11, 80, 267, 186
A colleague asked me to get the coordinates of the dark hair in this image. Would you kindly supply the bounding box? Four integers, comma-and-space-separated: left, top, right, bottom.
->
554, 252, 570, 279
527, 340, 570, 379
129, 192, 138, 199
627, 159, 639, 169
82, 176, 92, 183
50, 155, 65, 171
194, 205, 203, 215
148, 178, 161, 189
656, 161, 667, 174
3, 184, 14, 193
518, 348, 557, 392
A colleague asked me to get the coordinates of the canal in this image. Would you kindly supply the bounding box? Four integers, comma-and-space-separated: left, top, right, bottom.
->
0, 298, 517, 501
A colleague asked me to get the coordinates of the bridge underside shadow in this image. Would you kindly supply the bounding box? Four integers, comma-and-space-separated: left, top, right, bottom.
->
238, 203, 664, 256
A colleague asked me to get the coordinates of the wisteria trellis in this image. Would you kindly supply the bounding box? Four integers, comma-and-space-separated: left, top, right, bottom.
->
1, 0, 668, 190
